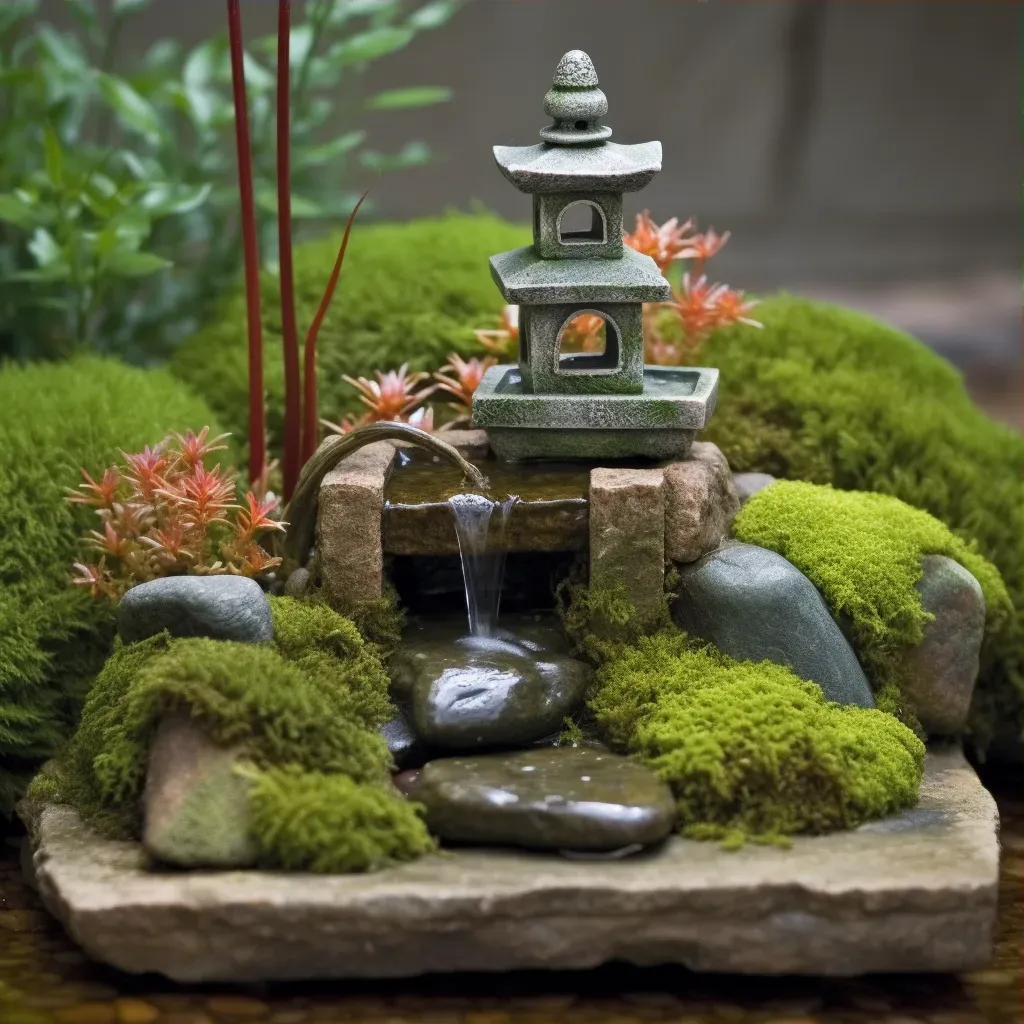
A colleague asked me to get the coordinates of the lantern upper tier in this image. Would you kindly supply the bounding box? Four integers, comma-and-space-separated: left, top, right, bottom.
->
493, 49, 662, 195
493, 141, 662, 196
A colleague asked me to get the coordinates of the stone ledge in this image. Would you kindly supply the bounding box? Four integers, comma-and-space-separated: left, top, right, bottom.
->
20, 748, 998, 983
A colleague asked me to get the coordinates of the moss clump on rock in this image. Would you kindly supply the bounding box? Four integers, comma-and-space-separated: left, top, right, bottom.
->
246, 766, 434, 873
733, 482, 1017, 735
0, 356, 226, 816
700, 295, 1024, 745
589, 631, 926, 846
33, 598, 434, 871
170, 212, 531, 449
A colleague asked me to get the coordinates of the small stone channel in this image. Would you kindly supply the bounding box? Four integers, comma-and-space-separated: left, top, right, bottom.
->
380, 449, 679, 854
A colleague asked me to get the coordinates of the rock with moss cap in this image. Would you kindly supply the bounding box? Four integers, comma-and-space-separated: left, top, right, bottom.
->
733, 481, 1014, 733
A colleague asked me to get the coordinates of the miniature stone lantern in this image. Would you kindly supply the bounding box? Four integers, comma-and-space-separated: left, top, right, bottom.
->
473, 50, 719, 461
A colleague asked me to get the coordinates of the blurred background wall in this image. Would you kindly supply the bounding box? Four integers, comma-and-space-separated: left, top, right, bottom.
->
43, 0, 1022, 424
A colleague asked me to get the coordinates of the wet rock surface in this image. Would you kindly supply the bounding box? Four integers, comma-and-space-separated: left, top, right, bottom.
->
117, 575, 274, 645
389, 621, 592, 751
900, 554, 986, 735
380, 709, 425, 771
672, 541, 876, 708
398, 747, 676, 851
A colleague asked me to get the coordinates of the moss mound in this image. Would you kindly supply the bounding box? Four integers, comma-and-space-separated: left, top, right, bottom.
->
0, 356, 224, 816
34, 599, 433, 871
589, 631, 925, 845
170, 212, 530, 449
246, 766, 434, 873
733, 481, 1017, 729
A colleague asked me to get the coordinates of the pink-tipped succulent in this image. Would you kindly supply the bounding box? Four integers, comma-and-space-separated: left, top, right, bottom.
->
342, 364, 430, 423
68, 429, 286, 598
432, 353, 498, 414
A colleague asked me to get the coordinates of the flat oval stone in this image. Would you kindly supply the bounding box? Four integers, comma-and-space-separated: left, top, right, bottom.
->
404, 748, 676, 852
390, 632, 592, 751
117, 575, 274, 645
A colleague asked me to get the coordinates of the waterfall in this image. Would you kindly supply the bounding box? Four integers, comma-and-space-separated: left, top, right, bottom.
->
448, 493, 517, 637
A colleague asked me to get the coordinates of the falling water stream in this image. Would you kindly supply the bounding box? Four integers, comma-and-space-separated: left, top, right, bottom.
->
448, 493, 518, 636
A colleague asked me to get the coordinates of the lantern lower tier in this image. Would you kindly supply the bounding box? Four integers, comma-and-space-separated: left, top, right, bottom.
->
472, 364, 719, 462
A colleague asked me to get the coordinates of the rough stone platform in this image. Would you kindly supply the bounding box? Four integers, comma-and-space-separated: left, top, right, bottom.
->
20, 748, 998, 983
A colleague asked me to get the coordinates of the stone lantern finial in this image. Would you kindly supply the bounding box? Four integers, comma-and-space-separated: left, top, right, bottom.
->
540, 49, 612, 146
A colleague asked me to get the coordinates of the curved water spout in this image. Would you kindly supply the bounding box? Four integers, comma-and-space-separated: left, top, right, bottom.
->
282, 421, 488, 572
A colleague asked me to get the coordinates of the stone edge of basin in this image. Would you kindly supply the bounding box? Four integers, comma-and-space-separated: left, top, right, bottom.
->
19, 746, 999, 983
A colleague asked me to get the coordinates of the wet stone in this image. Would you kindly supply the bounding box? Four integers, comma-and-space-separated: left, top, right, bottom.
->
389, 620, 592, 751
117, 575, 274, 645
404, 747, 676, 851
380, 708, 425, 770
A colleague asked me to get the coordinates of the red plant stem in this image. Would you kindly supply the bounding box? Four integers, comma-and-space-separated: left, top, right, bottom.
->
227, 0, 266, 485
277, 0, 301, 501
301, 187, 372, 464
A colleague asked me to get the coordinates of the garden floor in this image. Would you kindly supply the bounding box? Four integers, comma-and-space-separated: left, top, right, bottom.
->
1, 768, 1020, 1024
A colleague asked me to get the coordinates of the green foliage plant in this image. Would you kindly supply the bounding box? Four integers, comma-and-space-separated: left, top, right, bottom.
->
0, 0, 466, 362
732, 481, 1017, 736
30, 598, 433, 871
0, 355, 224, 816
588, 631, 926, 847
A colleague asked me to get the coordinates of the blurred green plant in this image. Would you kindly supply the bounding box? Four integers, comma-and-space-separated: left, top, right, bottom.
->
0, 0, 464, 362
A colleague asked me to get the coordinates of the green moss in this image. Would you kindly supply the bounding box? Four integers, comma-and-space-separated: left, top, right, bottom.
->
170, 212, 531, 451
589, 631, 925, 844
733, 482, 1017, 735
269, 596, 393, 729
0, 356, 226, 816
699, 295, 1024, 746
245, 766, 434, 873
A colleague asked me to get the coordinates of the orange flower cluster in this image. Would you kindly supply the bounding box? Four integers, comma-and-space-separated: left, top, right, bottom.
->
68, 428, 285, 599
622, 211, 761, 364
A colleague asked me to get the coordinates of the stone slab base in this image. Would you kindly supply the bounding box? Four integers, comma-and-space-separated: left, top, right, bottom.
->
20, 748, 998, 983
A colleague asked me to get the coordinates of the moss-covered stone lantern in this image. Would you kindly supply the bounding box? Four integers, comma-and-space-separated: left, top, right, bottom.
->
473, 50, 719, 462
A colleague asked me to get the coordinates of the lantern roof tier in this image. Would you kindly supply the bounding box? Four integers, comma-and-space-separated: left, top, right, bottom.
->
490, 245, 671, 305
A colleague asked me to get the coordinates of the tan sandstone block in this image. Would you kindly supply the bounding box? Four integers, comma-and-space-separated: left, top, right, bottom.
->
317, 440, 396, 607
664, 441, 740, 563
589, 467, 665, 625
